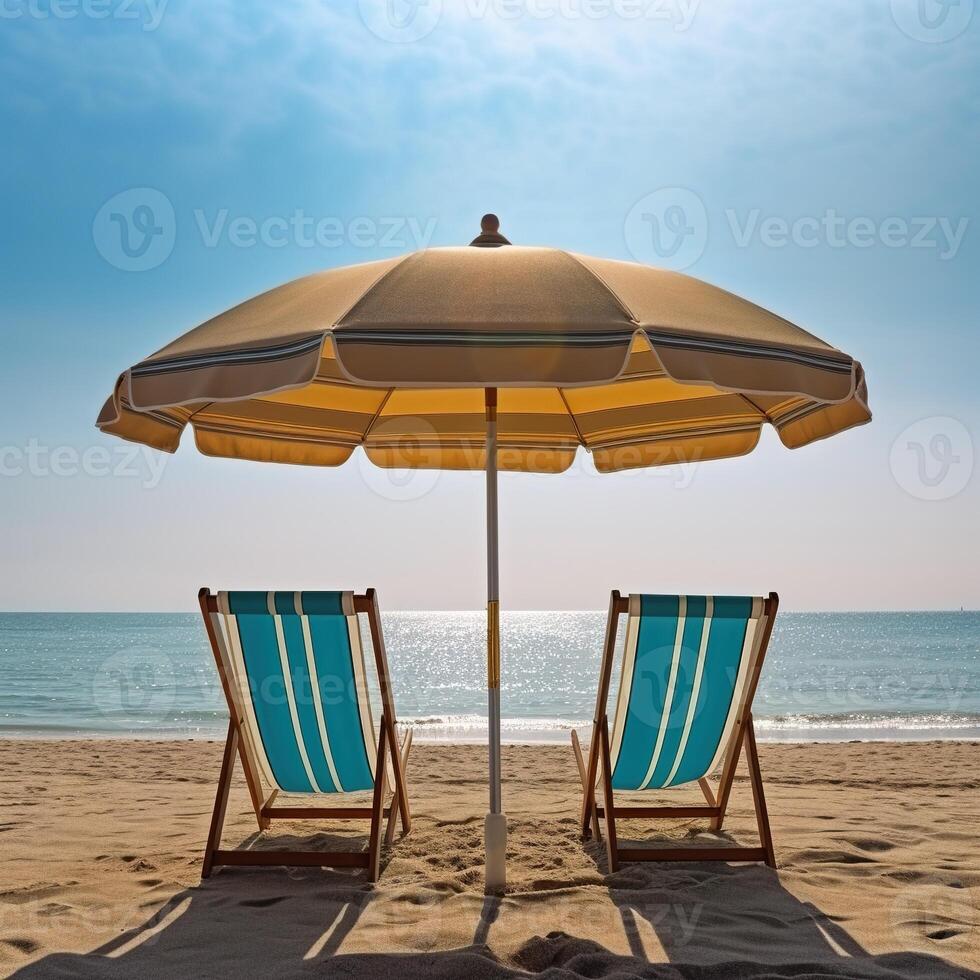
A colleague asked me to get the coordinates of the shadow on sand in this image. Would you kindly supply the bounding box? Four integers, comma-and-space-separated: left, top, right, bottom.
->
13, 854, 975, 980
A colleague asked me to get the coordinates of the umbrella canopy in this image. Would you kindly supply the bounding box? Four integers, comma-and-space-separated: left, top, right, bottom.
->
98, 241, 869, 472
97, 218, 870, 891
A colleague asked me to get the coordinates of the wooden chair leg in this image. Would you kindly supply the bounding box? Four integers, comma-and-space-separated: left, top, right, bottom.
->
578, 726, 602, 840
578, 727, 600, 840
572, 728, 602, 840
202, 720, 238, 879
367, 724, 388, 882
598, 719, 619, 872
571, 729, 601, 841
579, 593, 622, 840
744, 715, 776, 868
710, 723, 746, 832
388, 725, 411, 834
365, 591, 411, 836
385, 729, 413, 846
698, 777, 716, 807
259, 789, 277, 831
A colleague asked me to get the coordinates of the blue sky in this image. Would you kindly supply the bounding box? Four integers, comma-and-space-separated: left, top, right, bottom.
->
1, 0, 977, 610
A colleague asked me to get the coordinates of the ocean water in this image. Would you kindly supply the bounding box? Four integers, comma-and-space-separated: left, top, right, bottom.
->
0, 611, 977, 742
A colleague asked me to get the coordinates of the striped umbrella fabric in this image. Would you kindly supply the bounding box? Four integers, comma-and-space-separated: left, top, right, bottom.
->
97, 244, 869, 473
609, 594, 768, 792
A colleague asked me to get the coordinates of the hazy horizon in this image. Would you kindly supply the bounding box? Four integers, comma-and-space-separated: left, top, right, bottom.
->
2, 605, 978, 615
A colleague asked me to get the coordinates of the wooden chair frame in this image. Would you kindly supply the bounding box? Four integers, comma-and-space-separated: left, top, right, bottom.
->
198, 587, 412, 882
574, 591, 779, 871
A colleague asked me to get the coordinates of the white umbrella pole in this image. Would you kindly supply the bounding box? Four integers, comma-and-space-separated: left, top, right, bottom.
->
484, 387, 506, 892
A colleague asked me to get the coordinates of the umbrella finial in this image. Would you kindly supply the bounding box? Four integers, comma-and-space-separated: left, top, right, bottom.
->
470, 214, 512, 247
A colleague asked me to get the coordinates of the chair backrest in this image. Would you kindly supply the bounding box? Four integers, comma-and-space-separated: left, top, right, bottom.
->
608, 594, 773, 791
206, 591, 379, 795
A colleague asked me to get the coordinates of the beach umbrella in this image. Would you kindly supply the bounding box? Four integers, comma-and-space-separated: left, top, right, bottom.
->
97, 215, 870, 890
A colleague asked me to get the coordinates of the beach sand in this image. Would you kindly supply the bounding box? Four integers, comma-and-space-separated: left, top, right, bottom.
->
0, 738, 977, 978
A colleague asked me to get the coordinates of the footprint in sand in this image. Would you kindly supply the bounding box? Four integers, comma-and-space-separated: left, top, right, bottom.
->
38, 903, 73, 918
1, 938, 41, 955
890, 879, 976, 952
846, 837, 896, 853
0, 884, 67, 905
239, 896, 289, 908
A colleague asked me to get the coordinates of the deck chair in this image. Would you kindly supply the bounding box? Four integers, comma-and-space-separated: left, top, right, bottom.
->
572, 591, 779, 871
197, 588, 412, 881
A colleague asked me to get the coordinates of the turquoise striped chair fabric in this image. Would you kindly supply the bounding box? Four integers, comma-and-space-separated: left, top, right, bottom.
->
608, 594, 767, 791
209, 591, 378, 794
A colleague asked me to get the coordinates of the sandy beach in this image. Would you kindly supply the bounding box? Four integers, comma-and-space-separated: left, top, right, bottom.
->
0, 738, 977, 978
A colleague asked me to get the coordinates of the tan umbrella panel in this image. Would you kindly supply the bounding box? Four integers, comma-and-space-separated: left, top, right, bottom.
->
98, 246, 870, 473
